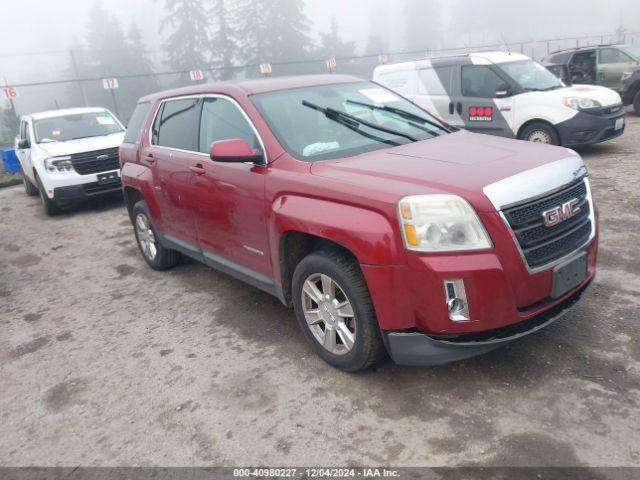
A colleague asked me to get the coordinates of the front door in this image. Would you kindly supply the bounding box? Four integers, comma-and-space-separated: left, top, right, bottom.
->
146, 97, 200, 244
191, 96, 272, 279
453, 64, 515, 138
598, 47, 637, 90
15, 120, 33, 181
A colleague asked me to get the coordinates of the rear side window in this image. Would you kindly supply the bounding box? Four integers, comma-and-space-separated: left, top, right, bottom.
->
462, 65, 505, 98
600, 48, 633, 64
123, 102, 150, 144
418, 66, 453, 95
154, 98, 200, 151
199, 98, 259, 153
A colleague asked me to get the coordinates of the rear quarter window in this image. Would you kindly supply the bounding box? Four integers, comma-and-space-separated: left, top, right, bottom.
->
123, 102, 151, 144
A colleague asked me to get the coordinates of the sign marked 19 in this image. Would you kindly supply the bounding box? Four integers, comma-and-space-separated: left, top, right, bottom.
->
102, 78, 119, 90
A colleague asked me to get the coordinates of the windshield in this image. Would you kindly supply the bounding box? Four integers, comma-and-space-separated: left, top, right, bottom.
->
34, 112, 123, 143
620, 46, 640, 61
500, 60, 564, 91
251, 82, 449, 161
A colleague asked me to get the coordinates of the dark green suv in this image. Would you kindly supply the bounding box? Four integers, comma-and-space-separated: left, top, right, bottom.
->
543, 45, 640, 114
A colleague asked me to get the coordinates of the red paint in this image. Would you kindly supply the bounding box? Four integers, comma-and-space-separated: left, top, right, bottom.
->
121, 75, 598, 335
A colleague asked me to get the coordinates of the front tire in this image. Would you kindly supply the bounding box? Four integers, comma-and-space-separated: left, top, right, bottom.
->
520, 122, 560, 146
21, 170, 38, 196
35, 174, 61, 216
132, 200, 180, 270
292, 250, 386, 372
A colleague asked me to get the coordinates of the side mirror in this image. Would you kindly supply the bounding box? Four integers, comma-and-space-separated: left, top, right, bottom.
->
17, 138, 30, 150
495, 84, 511, 98
209, 138, 264, 164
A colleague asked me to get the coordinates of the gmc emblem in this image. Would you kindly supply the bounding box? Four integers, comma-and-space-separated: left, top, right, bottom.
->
542, 198, 580, 227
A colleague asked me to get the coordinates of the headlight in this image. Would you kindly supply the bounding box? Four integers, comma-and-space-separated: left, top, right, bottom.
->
398, 195, 492, 252
621, 71, 634, 81
45, 156, 74, 173
563, 97, 601, 110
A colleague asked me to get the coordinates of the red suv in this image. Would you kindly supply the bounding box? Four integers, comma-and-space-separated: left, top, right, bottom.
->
120, 75, 598, 372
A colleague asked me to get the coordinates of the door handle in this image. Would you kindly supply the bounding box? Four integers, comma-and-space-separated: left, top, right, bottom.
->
143, 153, 155, 164
456, 102, 462, 115
449, 102, 454, 115
190, 164, 206, 175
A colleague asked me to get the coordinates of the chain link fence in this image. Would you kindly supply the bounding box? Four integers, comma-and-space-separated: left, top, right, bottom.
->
2, 30, 639, 135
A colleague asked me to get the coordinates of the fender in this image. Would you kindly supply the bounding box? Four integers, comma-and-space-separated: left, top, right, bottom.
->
513, 105, 577, 136
269, 194, 405, 269
120, 162, 164, 228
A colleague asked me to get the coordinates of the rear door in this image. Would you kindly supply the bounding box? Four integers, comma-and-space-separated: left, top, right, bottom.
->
452, 63, 515, 137
598, 47, 637, 90
145, 97, 201, 244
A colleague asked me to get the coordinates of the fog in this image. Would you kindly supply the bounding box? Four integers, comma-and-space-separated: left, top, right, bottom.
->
1, 0, 639, 138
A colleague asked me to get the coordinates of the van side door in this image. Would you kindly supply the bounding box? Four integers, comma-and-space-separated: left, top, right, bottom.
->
452, 64, 516, 138
414, 63, 459, 125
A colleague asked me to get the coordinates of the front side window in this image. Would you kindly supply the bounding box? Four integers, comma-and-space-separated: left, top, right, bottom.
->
620, 46, 640, 61
461, 66, 506, 98
199, 98, 259, 153
33, 112, 123, 143
499, 60, 563, 92
600, 48, 634, 64
251, 82, 448, 161
154, 98, 199, 151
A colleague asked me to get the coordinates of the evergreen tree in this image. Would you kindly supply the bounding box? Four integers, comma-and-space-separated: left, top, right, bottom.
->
0, 102, 19, 145
209, 0, 236, 80
403, 0, 443, 52
160, 0, 211, 82
318, 16, 356, 59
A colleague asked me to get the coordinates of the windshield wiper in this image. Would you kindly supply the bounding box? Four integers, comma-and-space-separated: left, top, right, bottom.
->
301, 100, 418, 143
346, 99, 450, 134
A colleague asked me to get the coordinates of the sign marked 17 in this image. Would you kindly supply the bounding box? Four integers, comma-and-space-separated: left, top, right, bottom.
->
102, 78, 119, 90
2, 87, 18, 99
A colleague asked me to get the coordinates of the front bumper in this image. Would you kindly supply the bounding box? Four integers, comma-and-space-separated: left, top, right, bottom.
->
556, 108, 625, 146
384, 277, 591, 366
52, 173, 122, 206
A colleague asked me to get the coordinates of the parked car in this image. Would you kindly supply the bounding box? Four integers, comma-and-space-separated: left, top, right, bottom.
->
373, 51, 625, 146
543, 44, 640, 114
121, 75, 598, 371
15, 107, 125, 215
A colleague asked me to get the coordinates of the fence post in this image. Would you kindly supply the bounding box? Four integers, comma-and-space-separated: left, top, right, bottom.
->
69, 50, 89, 107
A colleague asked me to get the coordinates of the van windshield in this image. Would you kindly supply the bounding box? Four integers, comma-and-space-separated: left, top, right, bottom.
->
251, 82, 450, 161
34, 112, 123, 143
500, 60, 564, 92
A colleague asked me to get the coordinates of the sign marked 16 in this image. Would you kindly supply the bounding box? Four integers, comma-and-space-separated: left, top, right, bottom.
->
2, 87, 18, 99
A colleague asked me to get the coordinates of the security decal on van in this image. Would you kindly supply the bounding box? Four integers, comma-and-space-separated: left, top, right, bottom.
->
469, 106, 493, 121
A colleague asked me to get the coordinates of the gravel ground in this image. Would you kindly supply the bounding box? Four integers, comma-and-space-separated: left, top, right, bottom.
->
1, 111, 639, 468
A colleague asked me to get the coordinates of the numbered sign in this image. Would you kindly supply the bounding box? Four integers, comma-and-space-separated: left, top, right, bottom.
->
102, 78, 119, 90
325, 57, 337, 71
259, 63, 272, 75
2, 87, 18, 99
377, 54, 388, 65
189, 70, 204, 81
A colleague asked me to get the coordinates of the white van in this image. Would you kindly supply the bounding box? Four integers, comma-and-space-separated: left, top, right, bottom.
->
373, 51, 625, 146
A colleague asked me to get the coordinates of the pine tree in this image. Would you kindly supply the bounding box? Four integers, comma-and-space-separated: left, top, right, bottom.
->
0, 102, 19, 145
160, 0, 211, 82
318, 17, 356, 59
209, 0, 236, 80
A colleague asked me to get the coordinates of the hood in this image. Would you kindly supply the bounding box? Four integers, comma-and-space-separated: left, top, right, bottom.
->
553, 84, 622, 107
36, 133, 125, 157
310, 130, 580, 212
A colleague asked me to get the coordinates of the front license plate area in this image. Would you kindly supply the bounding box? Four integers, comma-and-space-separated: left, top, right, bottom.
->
97, 171, 120, 185
551, 252, 588, 299
615, 118, 624, 130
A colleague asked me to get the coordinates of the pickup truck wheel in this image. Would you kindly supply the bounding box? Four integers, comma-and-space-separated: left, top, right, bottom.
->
21, 170, 38, 196
132, 200, 180, 270
520, 122, 560, 145
292, 250, 386, 372
35, 175, 60, 216
633, 91, 640, 116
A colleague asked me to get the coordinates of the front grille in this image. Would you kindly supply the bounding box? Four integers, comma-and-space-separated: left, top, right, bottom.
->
503, 179, 593, 269
70, 147, 119, 175
83, 179, 122, 195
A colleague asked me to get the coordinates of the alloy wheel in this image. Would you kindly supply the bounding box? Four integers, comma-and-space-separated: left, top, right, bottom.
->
301, 273, 356, 355
136, 213, 157, 261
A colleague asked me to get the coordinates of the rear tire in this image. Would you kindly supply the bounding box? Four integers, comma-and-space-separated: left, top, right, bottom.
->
633, 91, 640, 116
292, 249, 386, 372
132, 200, 180, 270
35, 174, 61, 216
21, 170, 38, 196
520, 122, 560, 146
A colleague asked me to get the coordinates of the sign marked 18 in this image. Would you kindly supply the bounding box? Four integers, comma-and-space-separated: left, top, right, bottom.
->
189, 70, 204, 81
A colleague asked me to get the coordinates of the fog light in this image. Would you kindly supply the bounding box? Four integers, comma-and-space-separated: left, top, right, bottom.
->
444, 279, 470, 322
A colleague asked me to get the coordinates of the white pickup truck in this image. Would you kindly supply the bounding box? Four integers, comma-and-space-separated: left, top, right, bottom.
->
15, 107, 125, 215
